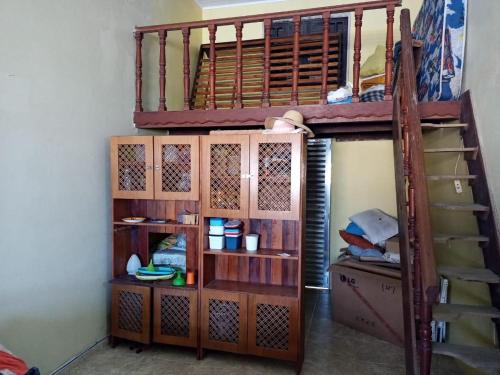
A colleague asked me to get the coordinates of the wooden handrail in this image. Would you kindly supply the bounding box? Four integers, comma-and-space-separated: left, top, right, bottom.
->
398, 9, 439, 375
133, 0, 401, 113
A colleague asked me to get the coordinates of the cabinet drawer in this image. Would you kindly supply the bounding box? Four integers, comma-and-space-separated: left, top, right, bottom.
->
153, 288, 198, 347
111, 284, 151, 344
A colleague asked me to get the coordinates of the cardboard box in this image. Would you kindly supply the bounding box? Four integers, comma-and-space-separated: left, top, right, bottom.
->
385, 236, 400, 254
330, 260, 404, 346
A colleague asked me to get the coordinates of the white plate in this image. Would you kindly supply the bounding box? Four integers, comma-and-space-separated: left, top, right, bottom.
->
122, 217, 146, 223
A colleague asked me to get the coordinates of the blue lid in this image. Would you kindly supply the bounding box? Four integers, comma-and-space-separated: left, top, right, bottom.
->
209, 217, 226, 225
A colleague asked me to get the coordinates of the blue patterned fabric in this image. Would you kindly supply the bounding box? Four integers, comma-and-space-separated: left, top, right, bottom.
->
360, 90, 384, 102
413, 0, 467, 101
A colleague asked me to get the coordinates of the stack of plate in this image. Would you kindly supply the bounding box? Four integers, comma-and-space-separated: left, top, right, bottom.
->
135, 266, 176, 281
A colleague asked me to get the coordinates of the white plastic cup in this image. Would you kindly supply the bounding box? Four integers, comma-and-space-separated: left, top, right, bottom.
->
245, 234, 259, 251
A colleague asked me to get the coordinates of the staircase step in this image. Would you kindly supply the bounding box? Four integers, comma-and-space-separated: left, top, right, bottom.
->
426, 174, 477, 181
433, 303, 500, 321
438, 266, 500, 283
424, 147, 478, 159
421, 122, 468, 130
434, 234, 489, 244
432, 343, 500, 371
431, 202, 490, 212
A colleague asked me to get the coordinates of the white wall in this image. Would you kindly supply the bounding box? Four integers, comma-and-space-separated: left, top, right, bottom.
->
0, 1, 198, 373
462, 0, 500, 229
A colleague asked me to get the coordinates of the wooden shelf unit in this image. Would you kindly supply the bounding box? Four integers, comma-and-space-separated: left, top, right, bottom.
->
199, 133, 306, 368
110, 135, 201, 351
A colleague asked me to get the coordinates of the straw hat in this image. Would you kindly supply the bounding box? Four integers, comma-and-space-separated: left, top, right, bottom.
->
264, 110, 315, 138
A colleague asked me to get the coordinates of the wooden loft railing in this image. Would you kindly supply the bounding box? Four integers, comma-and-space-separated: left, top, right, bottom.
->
393, 9, 439, 375
133, 0, 401, 128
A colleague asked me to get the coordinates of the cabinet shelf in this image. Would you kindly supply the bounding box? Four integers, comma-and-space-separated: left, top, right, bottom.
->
112, 274, 197, 290
204, 279, 297, 298
113, 221, 198, 229
204, 248, 298, 260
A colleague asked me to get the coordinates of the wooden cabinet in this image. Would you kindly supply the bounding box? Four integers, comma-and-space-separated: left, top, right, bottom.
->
201, 135, 249, 218
111, 284, 151, 344
201, 289, 248, 354
153, 288, 198, 348
111, 136, 154, 199
111, 135, 199, 200
247, 294, 298, 361
201, 133, 302, 220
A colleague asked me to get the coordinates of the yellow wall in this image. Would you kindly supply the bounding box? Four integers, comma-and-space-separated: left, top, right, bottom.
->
201, 0, 422, 83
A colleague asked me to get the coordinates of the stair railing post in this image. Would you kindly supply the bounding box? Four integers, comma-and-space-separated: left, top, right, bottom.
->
320, 11, 331, 105
291, 15, 301, 106
158, 30, 167, 112
235, 21, 244, 109
182, 27, 191, 110
262, 18, 272, 108
208, 23, 217, 110
134, 31, 144, 112
384, 4, 395, 99
352, 8, 363, 102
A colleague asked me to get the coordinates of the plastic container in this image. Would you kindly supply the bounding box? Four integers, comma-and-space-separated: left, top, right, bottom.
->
209, 235, 225, 250
245, 234, 259, 251
209, 225, 225, 235
225, 234, 242, 250
224, 228, 241, 235
209, 217, 226, 226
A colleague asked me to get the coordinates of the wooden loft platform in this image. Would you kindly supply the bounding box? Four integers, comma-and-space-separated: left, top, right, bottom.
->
135, 101, 460, 136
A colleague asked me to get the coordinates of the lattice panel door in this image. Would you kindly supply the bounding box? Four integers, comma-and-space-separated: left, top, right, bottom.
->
111, 136, 154, 199
201, 136, 249, 218
248, 294, 298, 360
201, 290, 247, 353
153, 288, 197, 347
111, 284, 151, 344
154, 136, 199, 201
249, 134, 302, 220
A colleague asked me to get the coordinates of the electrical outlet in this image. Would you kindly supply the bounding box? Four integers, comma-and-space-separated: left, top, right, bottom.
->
454, 179, 463, 194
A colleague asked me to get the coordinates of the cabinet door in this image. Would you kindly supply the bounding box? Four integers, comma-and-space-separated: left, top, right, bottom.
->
247, 294, 298, 361
201, 289, 247, 353
154, 136, 199, 200
153, 288, 198, 347
111, 136, 154, 199
249, 134, 302, 220
201, 135, 249, 218
111, 284, 151, 344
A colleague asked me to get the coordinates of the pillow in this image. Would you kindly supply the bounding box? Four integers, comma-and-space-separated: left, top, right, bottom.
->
360, 45, 386, 78
345, 222, 365, 236
348, 244, 384, 258
349, 209, 398, 245
339, 230, 375, 249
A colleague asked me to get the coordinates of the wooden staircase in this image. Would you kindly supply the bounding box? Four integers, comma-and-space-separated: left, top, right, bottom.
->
191, 33, 342, 109
394, 9, 500, 375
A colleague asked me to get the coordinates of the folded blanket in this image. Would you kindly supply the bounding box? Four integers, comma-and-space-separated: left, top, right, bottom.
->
349, 209, 398, 245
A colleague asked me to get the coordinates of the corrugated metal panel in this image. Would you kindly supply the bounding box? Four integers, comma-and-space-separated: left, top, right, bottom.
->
305, 139, 331, 288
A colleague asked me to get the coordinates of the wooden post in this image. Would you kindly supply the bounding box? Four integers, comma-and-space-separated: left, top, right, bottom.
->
182, 27, 191, 110
385, 4, 395, 99
291, 15, 301, 106
208, 23, 217, 110
262, 18, 271, 108
134, 32, 143, 112
235, 21, 244, 109
158, 30, 167, 112
320, 11, 330, 105
352, 8, 363, 102
419, 289, 436, 375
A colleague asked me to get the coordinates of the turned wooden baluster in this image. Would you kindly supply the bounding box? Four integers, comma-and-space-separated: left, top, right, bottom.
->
320, 11, 330, 105
291, 15, 301, 106
208, 24, 217, 110
158, 30, 167, 112
182, 27, 191, 110
385, 4, 395, 99
262, 18, 271, 108
134, 32, 143, 112
352, 8, 363, 102
235, 21, 244, 109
